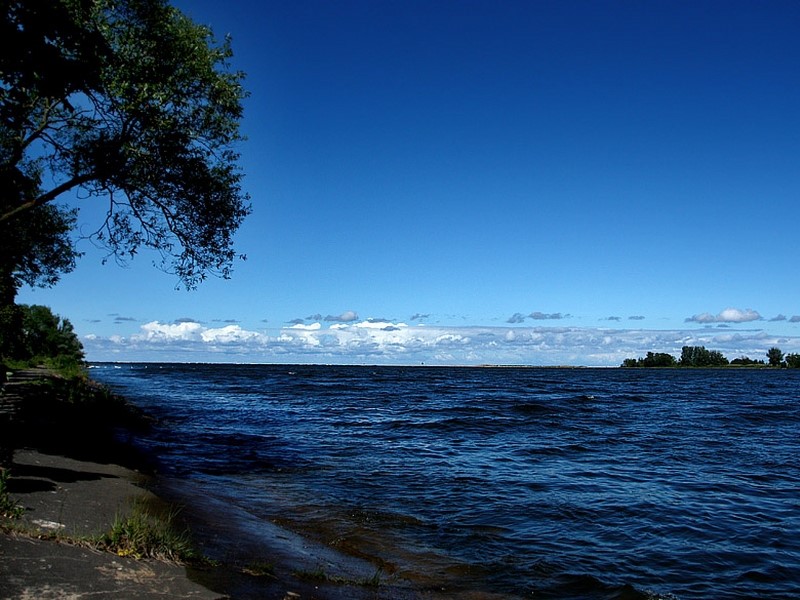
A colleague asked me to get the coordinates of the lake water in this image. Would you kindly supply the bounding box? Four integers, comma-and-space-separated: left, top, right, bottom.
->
90, 364, 800, 599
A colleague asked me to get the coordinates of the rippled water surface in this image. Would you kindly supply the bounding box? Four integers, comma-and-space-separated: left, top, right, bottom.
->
91, 364, 800, 599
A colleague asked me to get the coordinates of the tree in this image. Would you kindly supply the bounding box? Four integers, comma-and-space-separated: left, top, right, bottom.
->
785, 353, 800, 369
766, 347, 784, 367
640, 352, 677, 367
0, 205, 80, 301
1, 0, 250, 301
730, 356, 764, 366
19, 304, 84, 364
679, 345, 728, 367
1, 304, 84, 365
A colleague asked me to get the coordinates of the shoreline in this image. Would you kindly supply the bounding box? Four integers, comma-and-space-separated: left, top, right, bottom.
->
0, 367, 462, 599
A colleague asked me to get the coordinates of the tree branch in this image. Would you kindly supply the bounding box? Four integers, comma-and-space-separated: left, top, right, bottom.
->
0, 173, 94, 224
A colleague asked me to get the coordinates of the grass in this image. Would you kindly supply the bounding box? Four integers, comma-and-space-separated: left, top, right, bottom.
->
293, 565, 383, 588
0, 468, 24, 521
0, 491, 214, 569
97, 498, 206, 565
242, 560, 277, 578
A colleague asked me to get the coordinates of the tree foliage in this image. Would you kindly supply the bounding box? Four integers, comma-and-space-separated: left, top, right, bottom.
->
0, 304, 84, 365
0, 205, 80, 301
622, 352, 677, 368
1, 0, 250, 294
729, 356, 765, 366
766, 347, 785, 367
785, 353, 800, 369
622, 346, 800, 369
679, 345, 729, 367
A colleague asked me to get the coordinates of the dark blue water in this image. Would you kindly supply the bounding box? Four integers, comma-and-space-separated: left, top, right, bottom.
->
90, 364, 800, 599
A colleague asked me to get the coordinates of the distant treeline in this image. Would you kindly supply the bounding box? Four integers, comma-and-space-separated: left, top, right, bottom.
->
621, 346, 800, 368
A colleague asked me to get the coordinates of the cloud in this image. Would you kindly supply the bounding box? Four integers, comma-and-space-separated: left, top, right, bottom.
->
289, 322, 321, 330
356, 320, 407, 329
686, 308, 762, 324
529, 312, 569, 320
83, 317, 800, 367
213, 319, 241, 324
508, 312, 571, 323
604, 316, 622, 322
628, 315, 645, 321
200, 325, 263, 344
325, 311, 359, 323
791, 316, 800, 323
111, 315, 137, 323
175, 317, 201, 324
410, 313, 430, 321
137, 320, 204, 342
306, 314, 323, 321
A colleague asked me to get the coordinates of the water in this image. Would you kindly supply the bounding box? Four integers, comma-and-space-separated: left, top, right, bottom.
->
90, 364, 800, 599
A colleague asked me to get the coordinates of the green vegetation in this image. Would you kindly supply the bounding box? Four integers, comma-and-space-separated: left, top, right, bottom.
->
621, 352, 677, 368
1, 0, 250, 328
242, 560, 277, 578
1, 493, 209, 567
292, 565, 384, 588
1, 303, 148, 473
767, 347, 784, 367
729, 356, 766, 366
0, 468, 24, 520
786, 353, 800, 369
622, 345, 800, 368
1, 304, 84, 370
98, 498, 205, 565
679, 345, 728, 367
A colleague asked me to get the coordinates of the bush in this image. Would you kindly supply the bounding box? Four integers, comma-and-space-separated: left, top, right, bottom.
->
0, 304, 84, 369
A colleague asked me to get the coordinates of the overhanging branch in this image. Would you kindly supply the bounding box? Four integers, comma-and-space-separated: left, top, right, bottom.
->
0, 173, 94, 224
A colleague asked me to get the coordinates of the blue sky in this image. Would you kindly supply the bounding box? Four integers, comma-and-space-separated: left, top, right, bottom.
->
17, 0, 800, 365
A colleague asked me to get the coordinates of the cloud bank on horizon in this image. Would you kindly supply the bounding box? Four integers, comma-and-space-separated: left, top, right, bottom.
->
83, 306, 800, 366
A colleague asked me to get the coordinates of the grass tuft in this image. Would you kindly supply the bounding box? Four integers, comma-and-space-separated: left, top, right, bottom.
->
98, 498, 203, 564
242, 560, 277, 578
293, 565, 383, 588
0, 469, 24, 521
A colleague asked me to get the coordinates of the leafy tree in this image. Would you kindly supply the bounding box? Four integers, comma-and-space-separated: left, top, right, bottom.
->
730, 356, 765, 366
679, 345, 729, 367
641, 352, 677, 367
621, 353, 677, 367
0, 205, 79, 300
19, 304, 84, 364
1, 304, 84, 368
0, 0, 250, 303
766, 347, 784, 367
785, 353, 800, 369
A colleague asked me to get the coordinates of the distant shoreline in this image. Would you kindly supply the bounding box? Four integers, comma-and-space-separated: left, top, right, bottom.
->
89, 361, 788, 370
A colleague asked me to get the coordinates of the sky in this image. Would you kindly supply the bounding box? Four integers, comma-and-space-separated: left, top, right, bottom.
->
17, 0, 800, 366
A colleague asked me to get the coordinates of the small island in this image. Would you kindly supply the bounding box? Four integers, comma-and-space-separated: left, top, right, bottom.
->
621, 345, 800, 368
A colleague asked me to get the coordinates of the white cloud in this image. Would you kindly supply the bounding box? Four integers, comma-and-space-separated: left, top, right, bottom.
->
136, 320, 205, 342
354, 320, 409, 330
82, 318, 800, 366
289, 322, 321, 330
686, 307, 762, 324
200, 325, 264, 344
